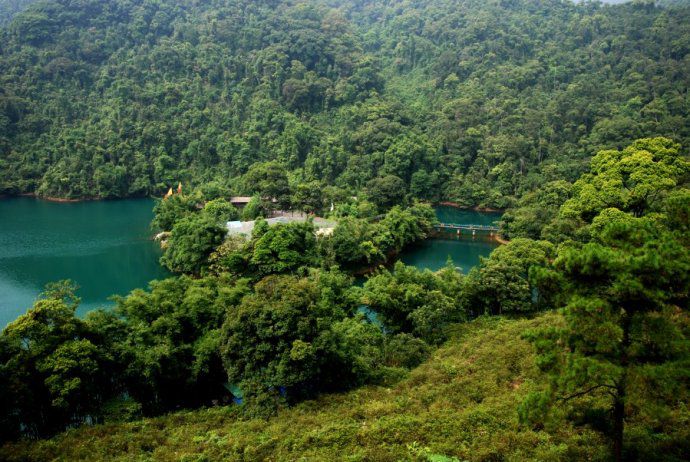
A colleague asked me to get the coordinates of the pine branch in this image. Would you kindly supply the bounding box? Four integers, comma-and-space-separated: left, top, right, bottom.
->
557, 383, 617, 402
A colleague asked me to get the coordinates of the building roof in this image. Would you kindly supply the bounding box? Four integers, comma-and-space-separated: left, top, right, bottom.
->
226, 216, 337, 238
229, 197, 279, 204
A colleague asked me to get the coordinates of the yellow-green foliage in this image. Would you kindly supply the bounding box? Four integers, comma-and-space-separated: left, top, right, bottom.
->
2, 314, 609, 461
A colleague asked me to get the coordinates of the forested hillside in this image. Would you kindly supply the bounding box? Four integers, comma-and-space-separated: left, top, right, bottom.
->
0, 0, 36, 26
1, 0, 689, 208
2, 137, 688, 461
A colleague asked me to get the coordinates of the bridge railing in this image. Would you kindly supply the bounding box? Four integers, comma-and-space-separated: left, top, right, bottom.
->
435, 223, 500, 232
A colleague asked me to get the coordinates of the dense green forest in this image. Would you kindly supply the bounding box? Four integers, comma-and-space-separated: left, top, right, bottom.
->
0, 0, 689, 208
0, 0, 36, 26
1, 0, 690, 460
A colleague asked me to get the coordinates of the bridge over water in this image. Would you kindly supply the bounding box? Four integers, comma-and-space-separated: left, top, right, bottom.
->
434, 222, 500, 234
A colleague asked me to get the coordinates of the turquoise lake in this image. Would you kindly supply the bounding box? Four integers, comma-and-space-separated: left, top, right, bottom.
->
0, 201, 500, 327
0, 198, 170, 327
398, 206, 501, 273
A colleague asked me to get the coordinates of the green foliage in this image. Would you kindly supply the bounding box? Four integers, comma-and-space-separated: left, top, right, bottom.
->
500, 180, 572, 240
525, 214, 690, 460
463, 238, 555, 315
250, 221, 318, 276
112, 275, 250, 413
521, 138, 690, 460
0, 0, 689, 456
366, 175, 408, 209
377, 203, 438, 253
220, 271, 371, 413
208, 218, 342, 279
203, 201, 436, 279
242, 162, 291, 210
664, 188, 690, 236
329, 216, 383, 267
2, 0, 688, 208
160, 213, 227, 274
503, 137, 690, 242
383, 333, 432, 369
0, 282, 116, 439
292, 180, 325, 214
560, 137, 689, 223
202, 198, 238, 223
363, 262, 465, 344
328, 202, 436, 269
3, 315, 625, 461
151, 194, 199, 232
0, 0, 38, 27
240, 195, 269, 221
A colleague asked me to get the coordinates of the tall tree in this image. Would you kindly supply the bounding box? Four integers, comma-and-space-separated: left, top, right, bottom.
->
522, 210, 690, 461
220, 272, 363, 414
521, 138, 690, 460
0, 282, 114, 439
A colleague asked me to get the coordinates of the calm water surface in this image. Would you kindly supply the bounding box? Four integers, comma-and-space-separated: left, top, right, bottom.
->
398, 206, 501, 272
0, 198, 170, 327
434, 206, 502, 228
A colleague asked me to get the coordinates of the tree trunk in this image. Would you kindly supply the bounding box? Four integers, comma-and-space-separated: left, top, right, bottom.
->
614, 310, 631, 462
613, 385, 625, 462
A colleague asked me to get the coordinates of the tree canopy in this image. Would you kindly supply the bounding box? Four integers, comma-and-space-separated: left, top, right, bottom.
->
0, 0, 688, 210
518, 138, 690, 461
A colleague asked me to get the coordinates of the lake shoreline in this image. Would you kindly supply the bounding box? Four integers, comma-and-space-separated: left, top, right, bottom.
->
494, 235, 509, 245
1, 193, 156, 203
20, 193, 90, 203
351, 231, 504, 277
3, 195, 502, 212
351, 249, 401, 277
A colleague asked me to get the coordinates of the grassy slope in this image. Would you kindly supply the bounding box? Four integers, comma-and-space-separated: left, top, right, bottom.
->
2, 314, 608, 462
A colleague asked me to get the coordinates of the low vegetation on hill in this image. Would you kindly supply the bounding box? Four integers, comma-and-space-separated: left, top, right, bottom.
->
6, 312, 689, 461
1, 314, 612, 462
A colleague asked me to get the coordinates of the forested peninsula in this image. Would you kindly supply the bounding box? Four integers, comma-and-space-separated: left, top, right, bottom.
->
1, 0, 689, 461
